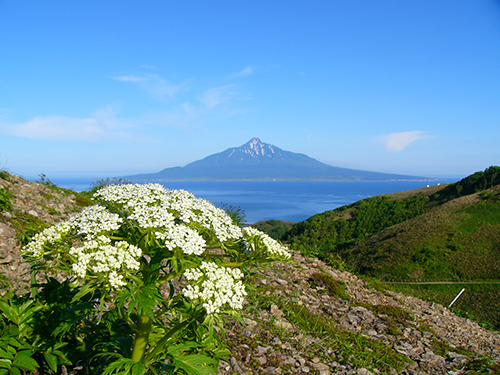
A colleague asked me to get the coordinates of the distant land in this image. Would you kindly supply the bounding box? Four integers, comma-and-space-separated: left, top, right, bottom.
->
124, 138, 431, 182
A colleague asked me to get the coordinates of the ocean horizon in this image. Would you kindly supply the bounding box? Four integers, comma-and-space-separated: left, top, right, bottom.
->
52, 179, 453, 223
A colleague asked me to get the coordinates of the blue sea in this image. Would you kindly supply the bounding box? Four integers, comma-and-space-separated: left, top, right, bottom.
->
53, 179, 452, 223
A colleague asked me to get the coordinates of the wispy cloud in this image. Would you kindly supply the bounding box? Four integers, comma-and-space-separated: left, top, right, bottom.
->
377, 131, 429, 152
0, 106, 135, 142
139, 64, 158, 71
228, 65, 256, 79
199, 85, 236, 109
114, 75, 147, 83
2, 69, 253, 143
113, 73, 187, 100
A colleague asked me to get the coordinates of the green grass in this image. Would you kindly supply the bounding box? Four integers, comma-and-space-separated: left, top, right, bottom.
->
0, 170, 11, 181
310, 272, 350, 300
459, 201, 500, 232
247, 284, 412, 374
75, 194, 94, 207
390, 283, 500, 330
10, 212, 48, 245
0, 187, 12, 212
250, 219, 295, 240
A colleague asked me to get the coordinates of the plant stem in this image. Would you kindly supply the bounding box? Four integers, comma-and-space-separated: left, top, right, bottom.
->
30, 265, 37, 298
131, 315, 152, 363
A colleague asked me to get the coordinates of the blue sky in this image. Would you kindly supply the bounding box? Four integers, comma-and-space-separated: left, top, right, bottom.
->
1, 1, 499, 180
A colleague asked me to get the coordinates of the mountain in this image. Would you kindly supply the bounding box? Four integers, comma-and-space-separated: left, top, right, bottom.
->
125, 138, 428, 181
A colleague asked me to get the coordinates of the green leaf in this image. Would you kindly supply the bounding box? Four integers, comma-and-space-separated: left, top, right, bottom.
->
131, 362, 148, 375
44, 352, 57, 373
0, 349, 14, 361
6, 338, 22, 349
173, 354, 218, 375
71, 282, 95, 303
0, 368, 7, 375
12, 351, 38, 372
102, 356, 135, 375
0, 303, 16, 324
166, 343, 218, 375
0, 359, 12, 369
129, 285, 163, 318
8, 367, 21, 375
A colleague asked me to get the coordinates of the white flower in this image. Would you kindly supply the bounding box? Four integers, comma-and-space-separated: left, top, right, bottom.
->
182, 262, 247, 314
70, 205, 123, 239
69, 237, 142, 288
243, 227, 291, 259
155, 225, 206, 255
94, 184, 242, 244
22, 221, 72, 258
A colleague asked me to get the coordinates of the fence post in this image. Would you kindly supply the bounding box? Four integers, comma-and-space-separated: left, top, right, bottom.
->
448, 288, 465, 308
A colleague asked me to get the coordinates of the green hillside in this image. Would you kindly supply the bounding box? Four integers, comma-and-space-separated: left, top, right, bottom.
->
346, 186, 500, 281
281, 166, 500, 282
255, 167, 500, 328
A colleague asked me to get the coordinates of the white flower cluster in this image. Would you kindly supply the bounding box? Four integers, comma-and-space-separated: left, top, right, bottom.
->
69, 236, 142, 288
164, 190, 243, 242
243, 227, 291, 259
182, 262, 247, 314
70, 205, 123, 239
23, 221, 72, 258
155, 225, 206, 255
94, 184, 242, 254
93, 183, 167, 207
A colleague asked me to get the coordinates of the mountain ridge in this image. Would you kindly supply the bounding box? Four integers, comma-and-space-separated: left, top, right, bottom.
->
125, 138, 430, 181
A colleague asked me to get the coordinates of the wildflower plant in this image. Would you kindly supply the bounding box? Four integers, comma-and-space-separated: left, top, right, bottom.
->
19, 183, 290, 374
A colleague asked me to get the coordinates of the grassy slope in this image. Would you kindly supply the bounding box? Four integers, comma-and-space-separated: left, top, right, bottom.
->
347, 187, 500, 281
255, 167, 500, 329
280, 167, 500, 282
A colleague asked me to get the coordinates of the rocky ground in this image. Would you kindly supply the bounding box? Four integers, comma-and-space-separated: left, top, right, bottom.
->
0, 172, 499, 374
219, 252, 500, 374
0, 173, 88, 291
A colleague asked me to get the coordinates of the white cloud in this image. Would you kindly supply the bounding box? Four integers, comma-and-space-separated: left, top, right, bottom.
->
5, 116, 106, 141
228, 65, 256, 79
199, 85, 235, 109
1, 106, 135, 142
113, 73, 187, 99
2, 69, 252, 143
139, 64, 158, 70
114, 75, 147, 83
377, 131, 429, 152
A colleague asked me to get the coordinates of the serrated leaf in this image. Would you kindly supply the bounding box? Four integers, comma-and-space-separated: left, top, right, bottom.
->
0, 348, 13, 361
173, 354, 218, 375
43, 352, 57, 372
71, 283, 94, 303
102, 357, 134, 375
53, 342, 68, 350
131, 361, 148, 375
130, 285, 162, 318
0, 303, 16, 324
12, 351, 38, 372
6, 338, 21, 349
0, 359, 12, 369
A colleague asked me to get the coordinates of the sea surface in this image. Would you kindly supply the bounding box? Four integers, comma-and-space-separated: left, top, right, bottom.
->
53, 179, 452, 223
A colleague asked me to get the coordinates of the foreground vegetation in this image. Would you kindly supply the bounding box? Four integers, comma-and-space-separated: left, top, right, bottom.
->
0, 177, 291, 374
